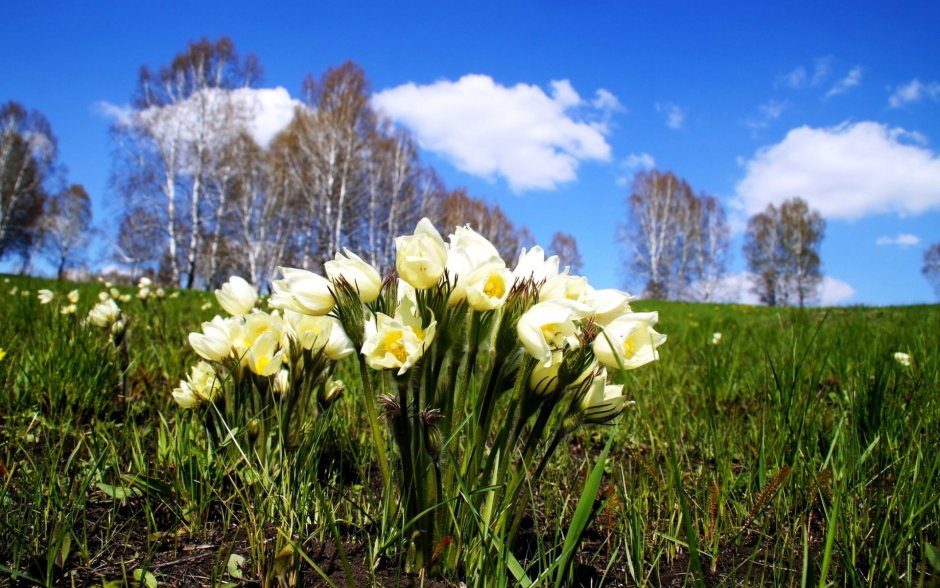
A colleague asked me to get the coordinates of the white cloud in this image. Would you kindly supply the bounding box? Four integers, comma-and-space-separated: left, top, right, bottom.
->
97, 86, 302, 150
705, 272, 855, 306
875, 233, 921, 247
372, 75, 614, 191
819, 275, 856, 306
655, 102, 685, 130
742, 99, 787, 131
824, 66, 863, 99
889, 79, 940, 108
776, 57, 834, 90
735, 121, 940, 220
777, 66, 808, 89
616, 152, 656, 187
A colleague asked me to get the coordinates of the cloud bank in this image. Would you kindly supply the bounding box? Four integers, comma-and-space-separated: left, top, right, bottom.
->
875, 233, 921, 247
372, 75, 616, 191
707, 272, 855, 306
735, 121, 940, 220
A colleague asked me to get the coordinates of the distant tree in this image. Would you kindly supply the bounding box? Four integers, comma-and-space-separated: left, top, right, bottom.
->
432, 189, 531, 263
620, 169, 728, 299
691, 194, 730, 301
549, 231, 583, 274
40, 183, 92, 279
112, 36, 261, 288
744, 197, 825, 307
1, 101, 58, 262
923, 243, 940, 298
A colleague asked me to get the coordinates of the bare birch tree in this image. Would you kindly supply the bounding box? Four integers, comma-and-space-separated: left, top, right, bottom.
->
112, 37, 260, 288
1, 101, 57, 261
744, 197, 825, 307
40, 184, 92, 279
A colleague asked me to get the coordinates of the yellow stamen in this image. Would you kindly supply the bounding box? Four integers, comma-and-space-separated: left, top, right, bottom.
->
383, 331, 408, 362
483, 273, 505, 299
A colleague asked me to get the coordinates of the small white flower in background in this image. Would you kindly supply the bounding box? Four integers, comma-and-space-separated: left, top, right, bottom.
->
215, 276, 258, 316
103, 281, 112, 289
67, 290, 80, 304
88, 298, 122, 328
592, 312, 667, 370
325, 249, 383, 303
137, 287, 151, 300
110, 287, 121, 299
21, 289, 30, 297
893, 352, 912, 367
138, 277, 152, 289
155, 288, 166, 299
169, 291, 180, 299
37, 289, 55, 304
395, 218, 448, 290
200, 302, 213, 311
712, 332, 722, 345
8, 286, 17, 295
119, 294, 132, 303
60, 304, 77, 315
172, 361, 221, 409
97, 291, 110, 302
271, 267, 335, 316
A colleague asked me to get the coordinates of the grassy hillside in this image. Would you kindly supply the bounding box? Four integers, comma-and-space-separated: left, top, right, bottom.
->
1, 275, 937, 586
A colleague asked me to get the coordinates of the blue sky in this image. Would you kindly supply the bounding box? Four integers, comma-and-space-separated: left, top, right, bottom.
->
2, 1, 939, 305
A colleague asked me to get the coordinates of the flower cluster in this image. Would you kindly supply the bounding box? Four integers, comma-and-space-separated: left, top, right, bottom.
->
173, 217, 666, 575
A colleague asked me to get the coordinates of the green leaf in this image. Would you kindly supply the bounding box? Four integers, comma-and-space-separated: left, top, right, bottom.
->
554, 434, 612, 588
96, 481, 142, 500
227, 554, 246, 579
132, 568, 158, 588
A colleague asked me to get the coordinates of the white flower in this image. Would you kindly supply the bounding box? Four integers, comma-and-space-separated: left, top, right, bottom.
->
464, 262, 513, 311
512, 246, 560, 286
529, 351, 564, 396
37, 289, 55, 304
88, 298, 122, 328
273, 368, 291, 396
361, 299, 436, 375
711, 332, 722, 345
395, 218, 448, 290
231, 311, 285, 363
592, 312, 666, 370
580, 374, 627, 424
137, 287, 150, 300
587, 288, 634, 325
270, 267, 335, 316
60, 304, 77, 315
172, 361, 221, 408
67, 289, 80, 304
324, 319, 356, 360
325, 249, 383, 303
283, 309, 333, 352
188, 316, 235, 362
215, 276, 258, 316
245, 331, 285, 376
110, 287, 121, 299
446, 225, 504, 303
540, 273, 590, 304
893, 351, 912, 367
517, 299, 594, 366
138, 277, 152, 288
97, 291, 110, 302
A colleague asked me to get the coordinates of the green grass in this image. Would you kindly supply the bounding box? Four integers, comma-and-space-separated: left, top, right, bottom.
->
1, 275, 937, 586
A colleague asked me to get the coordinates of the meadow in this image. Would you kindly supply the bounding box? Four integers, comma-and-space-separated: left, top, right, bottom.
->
0, 274, 937, 587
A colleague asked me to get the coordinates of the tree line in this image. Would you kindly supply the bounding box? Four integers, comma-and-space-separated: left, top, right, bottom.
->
4, 36, 938, 304
621, 169, 828, 306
